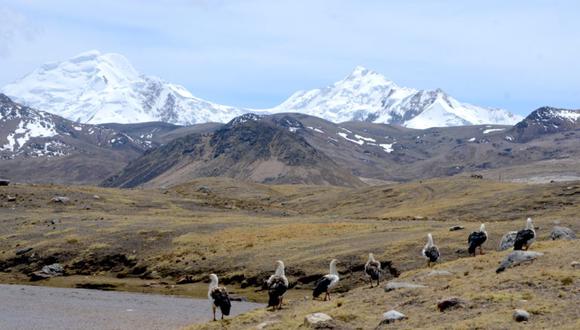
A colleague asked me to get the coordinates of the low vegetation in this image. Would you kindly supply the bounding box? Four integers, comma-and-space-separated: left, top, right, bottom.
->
0, 176, 579, 328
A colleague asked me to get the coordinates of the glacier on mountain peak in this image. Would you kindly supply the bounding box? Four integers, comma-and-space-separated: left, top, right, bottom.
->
2, 51, 244, 125
2, 52, 522, 129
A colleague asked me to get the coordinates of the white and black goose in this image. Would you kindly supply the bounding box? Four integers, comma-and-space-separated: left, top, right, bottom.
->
468, 223, 488, 256
364, 253, 381, 288
313, 259, 339, 301
267, 260, 289, 310
208, 274, 231, 321
514, 218, 536, 251
422, 233, 440, 267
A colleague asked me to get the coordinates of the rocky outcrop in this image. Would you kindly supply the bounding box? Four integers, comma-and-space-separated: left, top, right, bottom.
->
496, 251, 543, 273
550, 226, 576, 240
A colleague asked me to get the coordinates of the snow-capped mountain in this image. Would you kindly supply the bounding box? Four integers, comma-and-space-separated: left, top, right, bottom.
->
1, 50, 245, 125
0, 93, 61, 157
0, 93, 153, 159
508, 106, 580, 142
268, 66, 522, 128
2, 51, 522, 128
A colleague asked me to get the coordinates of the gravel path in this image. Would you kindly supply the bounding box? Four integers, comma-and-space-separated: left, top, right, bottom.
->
0, 284, 263, 330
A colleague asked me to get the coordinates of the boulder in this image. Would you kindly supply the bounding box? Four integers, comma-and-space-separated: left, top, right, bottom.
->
0, 179, 10, 186
496, 251, 543, 273
550, 226, 576, 240
51, 196, 70, 204
379, 310, 407, 324
437, 297, 465, 312
30, 263, 64, 281
513, 309, 530, 322
384, 281, 426, 292
304, 313, 333, 327
571, 261, 580, 269
498, 231, 518, 251
41, 263, 64, 276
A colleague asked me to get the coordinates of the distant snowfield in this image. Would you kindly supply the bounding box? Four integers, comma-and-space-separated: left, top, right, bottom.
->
483, 128, 506, 134
2, 51, 523, 129
0, 105, 58, 152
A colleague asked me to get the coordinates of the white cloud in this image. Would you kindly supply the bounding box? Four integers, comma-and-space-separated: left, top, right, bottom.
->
0, 7, 40, 58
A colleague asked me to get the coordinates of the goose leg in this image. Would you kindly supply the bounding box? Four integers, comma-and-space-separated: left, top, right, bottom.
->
212, 305, 216, 321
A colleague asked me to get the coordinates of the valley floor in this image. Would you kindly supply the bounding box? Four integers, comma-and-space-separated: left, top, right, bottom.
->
0, 176, 579, 328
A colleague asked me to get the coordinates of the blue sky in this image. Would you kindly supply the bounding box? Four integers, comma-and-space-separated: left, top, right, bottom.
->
0, 0, 579, 115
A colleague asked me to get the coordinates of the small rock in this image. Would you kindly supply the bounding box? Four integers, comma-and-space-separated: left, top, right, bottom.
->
513, 309, 530, 322
496, 251, 543, 273
7, 195, 16, 202
15, 247, 33, 255
385, 281, 426, 292
379, 310, 407, 324
437, 297, 465, 312
304, 313, 332, 327
449, 225, 465, 231
197, 186, 212, 194
93, 195, 101, 200
427, 270, 453, 277
51, 196, 70, 204
256, 321, 280, 329
176, 275, 194, 284
571, 261, 580, 269
550, 226, 576, 240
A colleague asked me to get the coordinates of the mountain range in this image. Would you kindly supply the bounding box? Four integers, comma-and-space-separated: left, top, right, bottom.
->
1, 93, 578, 186
102, 109, 580, 188
2, 51, 521, 129
1, 51, 245, 125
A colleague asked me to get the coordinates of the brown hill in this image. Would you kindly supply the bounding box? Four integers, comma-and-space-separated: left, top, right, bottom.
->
102, 114, 364, 188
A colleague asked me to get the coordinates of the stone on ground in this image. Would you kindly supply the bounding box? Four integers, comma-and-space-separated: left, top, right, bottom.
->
496, 251, 543, 273
550, 226, 576, 240
513, 309, 530, 322
384, 281, 426, 292
437, 297, 465, 312
498, 231, 518, 251
304, 313, 333, 327
427, 270, 453, 277
379, 310, 407, 324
